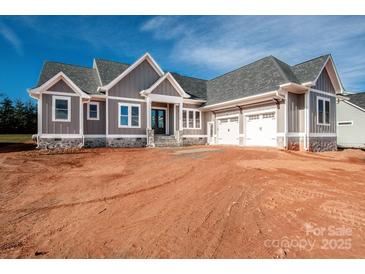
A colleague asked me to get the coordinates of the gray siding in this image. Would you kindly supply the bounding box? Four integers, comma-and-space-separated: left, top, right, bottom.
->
287, 93, 305, 133
108, 99, 147, 135
314, 68, 335, 94
153, 79, 180, 97
337, 101, 365, 148
84, 101, 106, 135
41, 94, 80, 134
309, 91, 336, 133
109, 60, 160, 98
47, 79, 75, 94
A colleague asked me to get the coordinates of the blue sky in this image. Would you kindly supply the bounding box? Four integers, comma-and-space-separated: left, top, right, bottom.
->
1, 16, 365, 101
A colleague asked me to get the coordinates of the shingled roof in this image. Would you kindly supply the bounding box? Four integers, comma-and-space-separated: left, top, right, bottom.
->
348, 92, 365, 110
32, 54, 334, 104
36, 61, 101, 94
94, 58, 129, 86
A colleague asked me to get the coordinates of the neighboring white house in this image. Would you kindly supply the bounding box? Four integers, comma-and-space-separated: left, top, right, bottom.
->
337, 92, 365, 148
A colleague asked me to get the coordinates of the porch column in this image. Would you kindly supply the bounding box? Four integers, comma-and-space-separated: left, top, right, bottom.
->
179, 101, 183, 130
146, 97, 151, 129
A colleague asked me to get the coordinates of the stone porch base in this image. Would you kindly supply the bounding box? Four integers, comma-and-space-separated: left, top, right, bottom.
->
38, 138, 83, 149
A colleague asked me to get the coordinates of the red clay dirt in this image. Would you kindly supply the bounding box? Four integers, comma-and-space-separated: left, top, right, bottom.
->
0, 145, 364, 258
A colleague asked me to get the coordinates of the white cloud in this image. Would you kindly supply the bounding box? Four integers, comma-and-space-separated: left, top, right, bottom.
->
0, 23, 23, 55
141, 16, 365, 91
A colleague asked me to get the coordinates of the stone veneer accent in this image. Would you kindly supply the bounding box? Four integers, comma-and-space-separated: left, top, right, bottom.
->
84, 137, 106, 148
106, 137, 147, 148
38, 138, 83, 149
287, 136, 305, 151
182, 137, 207, 146
146, 129, 155, 147
308, 137, 337, 152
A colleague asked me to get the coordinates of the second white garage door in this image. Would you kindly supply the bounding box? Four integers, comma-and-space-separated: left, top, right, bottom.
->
217, 117, 239, 145
245, 111, 277, 147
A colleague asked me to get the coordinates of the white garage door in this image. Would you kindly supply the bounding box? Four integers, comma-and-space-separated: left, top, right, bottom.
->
217, 117, 239, 145
245, 111, 277, 147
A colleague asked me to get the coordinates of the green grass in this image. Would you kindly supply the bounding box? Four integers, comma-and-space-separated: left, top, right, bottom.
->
0, 134, 33, 143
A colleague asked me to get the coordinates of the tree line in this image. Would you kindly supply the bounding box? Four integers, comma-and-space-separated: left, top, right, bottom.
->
0, 94, 37, 134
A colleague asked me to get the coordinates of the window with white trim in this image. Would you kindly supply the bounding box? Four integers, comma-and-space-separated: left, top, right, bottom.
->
52, 96, 71, 122
87, 102, 99, 120
182, 109, 201, 129
118, 103, 140, 128
317, 97, 330, 125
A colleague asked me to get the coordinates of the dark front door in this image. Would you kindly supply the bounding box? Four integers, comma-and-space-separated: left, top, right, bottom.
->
151, 109, 166, 134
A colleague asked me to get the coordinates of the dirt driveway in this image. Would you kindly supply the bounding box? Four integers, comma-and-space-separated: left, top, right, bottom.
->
0, 145, 364, 258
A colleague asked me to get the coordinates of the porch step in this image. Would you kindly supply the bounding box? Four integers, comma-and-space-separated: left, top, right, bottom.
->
154, 135, 181, 147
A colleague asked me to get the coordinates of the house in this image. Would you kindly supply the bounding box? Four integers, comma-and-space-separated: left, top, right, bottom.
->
337, 92, 365, 148
28, 53, 344, 151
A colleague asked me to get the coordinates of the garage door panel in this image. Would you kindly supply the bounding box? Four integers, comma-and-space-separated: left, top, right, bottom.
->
245, 111, 277, 147
217, 117, 239, 145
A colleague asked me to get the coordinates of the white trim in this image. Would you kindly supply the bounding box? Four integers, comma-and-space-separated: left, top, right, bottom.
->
38, 93, 42, 136
39, 134, 82, 138
182, 108, 202, 129
84, 134, 106, 138
313, 55, 344, 93
217, 113, 240, 119
310, 89, 337, 97
140, 72, 190, 98
28, 72, 90, 99
148, 93, 183, 104
118, 102, 141, 128
183, 135, 208, 138
173, 104, 176, 132
151, 106, 169, 134
286, 132, 306, 137
284, 91, 288, 147
207, 121, 214, 144
102, 53, 164, 91
242, 108, 277, 116
343, 100, 365, 113
106, 90, 109, 135
106, 134, 147, 138
52, 95, 71, 122
316, 96, 331, 126
42, 91, 80, 97
201, 90, 278, 110
309, 133, 336, 137
183, 98, 206, 104
337, 121, 353, 126
108, 96, 146, 102
79, 98, 83, 137
87, 101, 100, 120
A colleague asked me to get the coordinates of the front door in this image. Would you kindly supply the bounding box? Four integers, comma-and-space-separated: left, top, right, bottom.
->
151, 109, 166, 134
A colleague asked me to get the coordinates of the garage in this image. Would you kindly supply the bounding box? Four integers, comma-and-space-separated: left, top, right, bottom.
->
217, 116, 239, 145
245, 111, 277, 147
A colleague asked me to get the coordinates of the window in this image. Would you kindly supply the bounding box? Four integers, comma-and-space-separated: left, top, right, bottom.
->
118, 103, 141, 128
263, 112, 275, 119
317, 97, 330, 125
182, 109, 201, 129
52, 96, 71, 122
248, 114, 259, 121
87, 102, 99, 120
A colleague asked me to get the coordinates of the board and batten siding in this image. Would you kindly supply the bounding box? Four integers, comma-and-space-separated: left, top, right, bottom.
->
153, 79, 180, 97
287, 93, 305, 133
313, 68, 335, 94
47, 79, 75, 94
41, 93, 80, 134
107, 99, 147, 135
309, 91, 336, 133
83, 101, 106, 135
108, 60, 160, 99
